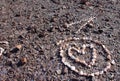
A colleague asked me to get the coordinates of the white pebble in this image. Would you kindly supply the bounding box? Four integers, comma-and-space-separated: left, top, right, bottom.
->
80, 71, 83, 75
0, 47, 4, 56
56, 70, 62, 75
71, 66, 76, 70
111, 60, 115, 65
99, 71, 104, 74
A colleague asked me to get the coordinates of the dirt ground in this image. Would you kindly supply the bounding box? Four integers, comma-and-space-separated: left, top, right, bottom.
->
0, 0, 120, 81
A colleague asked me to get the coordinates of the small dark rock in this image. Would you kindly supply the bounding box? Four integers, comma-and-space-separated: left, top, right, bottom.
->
26, 26, 37, 33
40, 50, 44, 55
15, 13, 20, 17
80, 0, 88, 4
17, 57, 27, 67
93, 29, 103, 34
41, 5, 46, 9
10, 48, 19, 53
10, 45, 22, 53
3, 52, 11, 58
86, 23, 94, 28
50, 17, 57, 22
18, 35, 23, 39
26, 26, 32, 31
104, 18, 109, 22
110, 27, 113, 30
11, 22, 16, 26
50, 57, 54, 60
47, 27, 54, 32
5, 60, 13, 67
38, 32, 46, 38
107, 34, 112, 38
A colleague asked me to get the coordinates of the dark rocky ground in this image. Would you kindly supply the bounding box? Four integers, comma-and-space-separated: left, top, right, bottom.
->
0, 0, 120, 81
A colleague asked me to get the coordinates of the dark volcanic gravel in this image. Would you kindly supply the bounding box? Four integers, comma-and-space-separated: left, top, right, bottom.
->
0, 0, 120, 81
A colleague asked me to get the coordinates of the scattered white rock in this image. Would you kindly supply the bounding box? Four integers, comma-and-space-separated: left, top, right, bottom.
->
56, 69, 62, 75
0, 47, 4, 56
111, 60, 115, 65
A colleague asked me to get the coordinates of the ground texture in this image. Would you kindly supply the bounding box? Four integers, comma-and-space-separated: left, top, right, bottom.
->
0, 0, 120, 81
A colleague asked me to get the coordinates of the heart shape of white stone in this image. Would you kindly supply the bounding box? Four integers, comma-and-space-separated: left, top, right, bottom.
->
68, 43, 97, 68
57, 37, 112, 76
